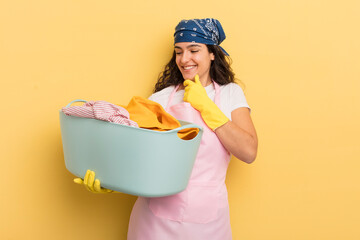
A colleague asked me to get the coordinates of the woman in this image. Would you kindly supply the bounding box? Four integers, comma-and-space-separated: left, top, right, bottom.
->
127, 18, 258, 240
76, 18, 258, 240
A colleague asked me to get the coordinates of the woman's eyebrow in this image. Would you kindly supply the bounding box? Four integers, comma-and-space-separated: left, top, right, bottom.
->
174, 44, 202, 50
187, 44, 201, 48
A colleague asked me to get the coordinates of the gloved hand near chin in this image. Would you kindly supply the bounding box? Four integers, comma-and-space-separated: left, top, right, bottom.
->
74, 170, 114, 194
183, 74, 229, 131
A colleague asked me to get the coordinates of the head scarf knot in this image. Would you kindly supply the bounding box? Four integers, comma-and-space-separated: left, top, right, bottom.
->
174, 18, 229, 55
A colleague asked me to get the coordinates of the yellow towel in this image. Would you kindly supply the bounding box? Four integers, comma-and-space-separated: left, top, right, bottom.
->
120, 96, 199, 140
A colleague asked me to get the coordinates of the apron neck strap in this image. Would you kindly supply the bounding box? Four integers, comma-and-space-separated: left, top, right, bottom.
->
165, 85, 180, 111
213, 81, 220, 106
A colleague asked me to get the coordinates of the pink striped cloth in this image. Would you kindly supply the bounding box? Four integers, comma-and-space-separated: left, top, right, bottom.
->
62, 100, 138, 127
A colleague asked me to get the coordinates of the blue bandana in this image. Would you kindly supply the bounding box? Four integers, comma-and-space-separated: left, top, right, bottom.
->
174, 18, 229, 56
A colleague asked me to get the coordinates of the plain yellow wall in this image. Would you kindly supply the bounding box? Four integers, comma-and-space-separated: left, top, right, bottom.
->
1, 0, 359, 239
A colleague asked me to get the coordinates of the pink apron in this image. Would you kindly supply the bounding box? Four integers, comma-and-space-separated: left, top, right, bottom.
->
127, 82, 232, 240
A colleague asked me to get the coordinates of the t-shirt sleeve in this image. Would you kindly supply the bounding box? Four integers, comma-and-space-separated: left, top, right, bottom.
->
221, 83, 251, 120
148, 93, 163, 106
229, 83, 250, 111
147, 87, 173, 109
148, 94, 155, 102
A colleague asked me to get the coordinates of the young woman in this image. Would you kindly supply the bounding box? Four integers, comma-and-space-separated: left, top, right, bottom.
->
75, 18, 258, 240
127, 18, 258, 240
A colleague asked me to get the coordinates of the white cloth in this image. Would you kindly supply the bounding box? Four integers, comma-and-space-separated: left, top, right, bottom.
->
148, 82, 250, 120
62, 100, 138, 127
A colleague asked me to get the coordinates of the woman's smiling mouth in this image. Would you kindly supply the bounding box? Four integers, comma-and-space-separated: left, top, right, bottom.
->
183, 65, 197, 70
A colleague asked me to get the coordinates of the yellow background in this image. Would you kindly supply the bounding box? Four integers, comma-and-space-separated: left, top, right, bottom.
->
1, 0, 359, 239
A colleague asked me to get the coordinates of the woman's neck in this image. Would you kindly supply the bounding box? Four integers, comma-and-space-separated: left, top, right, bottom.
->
200, 74, 212, 87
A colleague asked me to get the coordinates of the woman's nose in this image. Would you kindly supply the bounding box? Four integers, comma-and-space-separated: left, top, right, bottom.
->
180, 51, 190, 64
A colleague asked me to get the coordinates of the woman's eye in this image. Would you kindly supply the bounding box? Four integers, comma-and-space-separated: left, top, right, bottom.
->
175, 52, 182, 55
191, 50, 199, 53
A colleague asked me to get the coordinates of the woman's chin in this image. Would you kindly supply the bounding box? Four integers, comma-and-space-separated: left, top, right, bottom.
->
181, 73, 196, 81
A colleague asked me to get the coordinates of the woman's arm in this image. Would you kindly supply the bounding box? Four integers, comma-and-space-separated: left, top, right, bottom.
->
183, 75, 258, 163
215, 107, 258, 164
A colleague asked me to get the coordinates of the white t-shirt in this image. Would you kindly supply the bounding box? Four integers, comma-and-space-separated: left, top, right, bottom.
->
148, 82, 250, 120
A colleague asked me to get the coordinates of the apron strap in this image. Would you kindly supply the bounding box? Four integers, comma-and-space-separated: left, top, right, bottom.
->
213, 81, 221, 106
165, 81, 221, 111
165, 85, 180, 112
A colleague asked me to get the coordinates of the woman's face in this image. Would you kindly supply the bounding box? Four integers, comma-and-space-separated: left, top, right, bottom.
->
174, 42, 215, 84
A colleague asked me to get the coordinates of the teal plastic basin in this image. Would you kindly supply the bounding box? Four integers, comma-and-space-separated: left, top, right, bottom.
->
59, 100, 203, 197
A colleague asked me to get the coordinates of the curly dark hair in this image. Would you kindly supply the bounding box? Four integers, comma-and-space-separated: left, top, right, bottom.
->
154, 45, 235, 93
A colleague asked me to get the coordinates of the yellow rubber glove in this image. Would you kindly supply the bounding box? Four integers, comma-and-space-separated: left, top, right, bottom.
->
183, 75, 229, 131
74, 170, 114, 193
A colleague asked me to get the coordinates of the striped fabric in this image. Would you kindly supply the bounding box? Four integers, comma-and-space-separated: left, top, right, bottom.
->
62, 100, 138, 127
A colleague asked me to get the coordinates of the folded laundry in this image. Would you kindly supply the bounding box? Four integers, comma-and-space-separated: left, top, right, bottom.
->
62, 101, 138, 127
124, 96, 180, 131
122, 96, 199, 140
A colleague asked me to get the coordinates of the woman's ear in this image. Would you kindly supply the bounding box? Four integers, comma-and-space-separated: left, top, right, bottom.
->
210, 52, 215, 61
